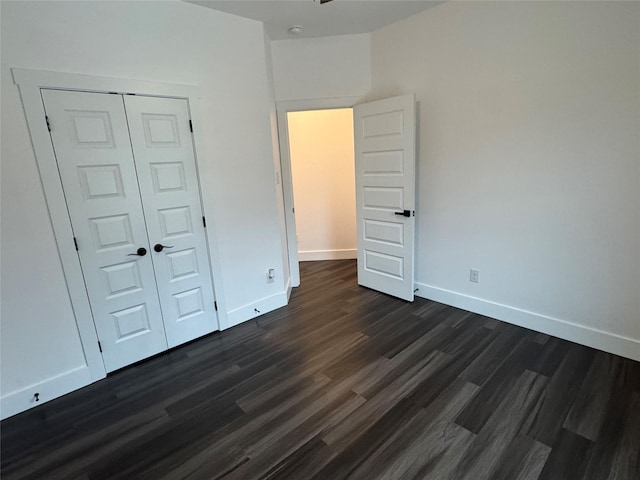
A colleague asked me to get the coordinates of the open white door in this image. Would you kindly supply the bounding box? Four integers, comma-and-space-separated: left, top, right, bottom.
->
354, 94, 416, 301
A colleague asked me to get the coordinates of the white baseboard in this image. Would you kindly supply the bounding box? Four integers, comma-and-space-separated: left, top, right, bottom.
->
415, 282, 640, 362
1, 365, 97, 420
298, 249, 357, 262
221, 290, 288, 330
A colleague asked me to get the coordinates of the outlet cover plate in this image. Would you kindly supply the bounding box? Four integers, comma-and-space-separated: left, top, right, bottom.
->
470, 269, 480, 283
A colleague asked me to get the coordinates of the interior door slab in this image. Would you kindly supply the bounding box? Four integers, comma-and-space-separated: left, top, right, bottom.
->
124, 95, 218, 348
354, 94, 416, 301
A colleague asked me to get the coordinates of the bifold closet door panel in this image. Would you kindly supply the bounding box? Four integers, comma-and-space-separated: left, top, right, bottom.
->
41, 89, 168, 372
124, 95, 218, 348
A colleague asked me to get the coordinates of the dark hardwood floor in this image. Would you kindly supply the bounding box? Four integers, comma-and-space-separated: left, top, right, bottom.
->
2, 260, 639, 479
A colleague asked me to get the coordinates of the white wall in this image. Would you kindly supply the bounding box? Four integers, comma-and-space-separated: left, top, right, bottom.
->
271, 33, 371, 101
371, 1, 640, 360
288, 109, 356, 261
1, 0, 285, 416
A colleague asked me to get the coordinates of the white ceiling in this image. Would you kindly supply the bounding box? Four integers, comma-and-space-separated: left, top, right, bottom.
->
186, 0, 443, 40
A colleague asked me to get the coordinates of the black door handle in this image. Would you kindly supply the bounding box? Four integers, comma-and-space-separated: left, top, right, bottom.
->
394, 210, 411, 217
154, 244, 174, 253
128, 247, 147, 257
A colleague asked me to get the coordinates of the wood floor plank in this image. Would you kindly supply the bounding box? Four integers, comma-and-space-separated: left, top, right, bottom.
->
605, 391, 640, 480
490, 435, 551, 480
255, 436, 336, 480
171, 388, 365, 480
454, 337, 542, 433
525, 343, 596, 447
459, 323, 524, 386
310, 397, 426, 480
2, 259, 638, 480
2, 408, 170, 480
321, 350, 451, 450
582, 374, 640, 480
349, 324, 451, 399
405, 322, 496, 409
452, 369, 548, 480
562, 350, 622, 440
526, 336, 572, 377
159, 373, 339, 479
537, 428, 593, 480
348, 378, 479, 480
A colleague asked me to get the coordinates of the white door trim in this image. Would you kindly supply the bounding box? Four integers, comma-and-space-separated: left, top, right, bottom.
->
11, 68, 228, 383
276, 95, 365, 287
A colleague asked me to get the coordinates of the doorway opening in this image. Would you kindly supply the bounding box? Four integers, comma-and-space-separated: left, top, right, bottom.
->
287, 108, 356, 267
278, 94, 415, 300
277, 97, 363, 288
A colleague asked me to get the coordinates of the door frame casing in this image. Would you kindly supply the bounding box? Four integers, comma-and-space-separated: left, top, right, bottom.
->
11, 68, 227, 393
276, 95, 365, 287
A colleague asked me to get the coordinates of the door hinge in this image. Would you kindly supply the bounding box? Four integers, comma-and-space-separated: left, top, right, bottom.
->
45, 116, 51, 132
214, 301, 218, 311
202, 216, 206, 227
189, 120, 193, 132
98, 341, 102, 353
73, 237, 79, 251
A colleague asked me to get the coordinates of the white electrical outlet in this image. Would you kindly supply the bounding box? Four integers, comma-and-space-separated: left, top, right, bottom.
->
267, 268, 275, 283
470, 269, 480, 283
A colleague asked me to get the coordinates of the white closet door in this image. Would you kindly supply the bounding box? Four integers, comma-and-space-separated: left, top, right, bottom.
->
42, 89, 168, 372
124, 95, 218, 348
